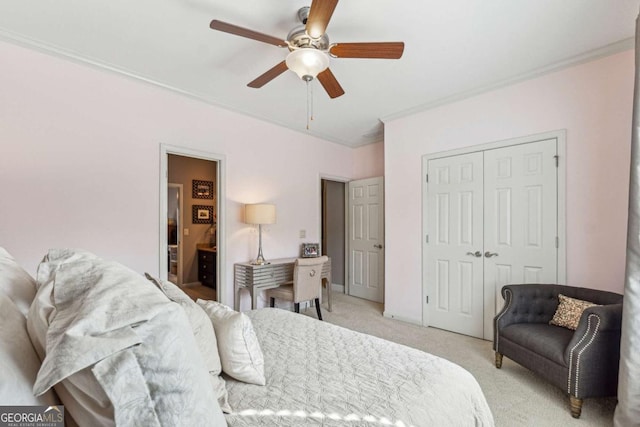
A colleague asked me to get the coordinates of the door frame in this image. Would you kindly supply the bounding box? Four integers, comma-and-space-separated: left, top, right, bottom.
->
318, 173, 350, 294
160, 144, 226, 303
421, 129, 567, 328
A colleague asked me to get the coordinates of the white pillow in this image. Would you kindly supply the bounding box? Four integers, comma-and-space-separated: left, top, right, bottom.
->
34, 248, 99, 287
144, 273, 230, 412
0, 246, 37, 316
196, 300, 266, 386
28, 276, 115, 426
0, 292, 59, 406
29, 249, 227, 427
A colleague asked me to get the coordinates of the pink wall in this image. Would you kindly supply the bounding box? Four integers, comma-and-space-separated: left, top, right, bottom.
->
3, 39, 631, 322
0, 40, 354, 309
352, 141, 384, 179
384, 50, 634, 322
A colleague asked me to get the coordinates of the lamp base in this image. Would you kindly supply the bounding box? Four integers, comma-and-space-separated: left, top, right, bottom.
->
252, 228, 270, 265
251, 254, 270, 265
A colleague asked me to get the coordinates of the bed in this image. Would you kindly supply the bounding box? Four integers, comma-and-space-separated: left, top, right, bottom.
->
0, 247, 494, 426
226, 308, 494, 426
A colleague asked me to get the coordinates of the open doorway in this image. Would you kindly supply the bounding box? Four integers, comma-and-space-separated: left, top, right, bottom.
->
160, 145, 225, 303
167, 183, 183, 285
321, 179, 346, 294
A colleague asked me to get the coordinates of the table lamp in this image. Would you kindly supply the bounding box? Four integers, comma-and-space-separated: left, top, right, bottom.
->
245, 203, 276, 265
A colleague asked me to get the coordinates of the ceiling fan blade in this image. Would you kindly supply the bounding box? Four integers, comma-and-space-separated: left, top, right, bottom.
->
210, 20, 288, 48
247, 61, 289, 88
317, 68, 345, 99
306, 0, 338, 39
330, 42, 405, 59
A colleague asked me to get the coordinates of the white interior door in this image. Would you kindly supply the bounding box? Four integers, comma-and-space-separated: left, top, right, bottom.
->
348, 177, 384, 302
482, 139, 558, 338
426, 153, 485, 337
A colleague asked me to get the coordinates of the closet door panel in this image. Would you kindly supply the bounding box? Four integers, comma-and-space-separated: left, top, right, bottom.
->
483, 138, 558, 339
426, 152, 484, 338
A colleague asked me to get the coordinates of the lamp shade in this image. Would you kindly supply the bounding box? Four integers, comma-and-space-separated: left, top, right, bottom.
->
285, 48, 329, 80
245, 204, 276, 225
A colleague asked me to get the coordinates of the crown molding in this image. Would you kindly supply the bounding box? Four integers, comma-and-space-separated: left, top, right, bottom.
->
1, 28, 631, 148
381, 37, 634, 124
0, 29, 357, 148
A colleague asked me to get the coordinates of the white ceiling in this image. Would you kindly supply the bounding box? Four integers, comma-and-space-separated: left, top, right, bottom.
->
0, 1, 638, 147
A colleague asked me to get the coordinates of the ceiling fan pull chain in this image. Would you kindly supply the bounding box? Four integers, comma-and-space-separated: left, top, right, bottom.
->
310, 80, 314, 123
306, 78, 312, 130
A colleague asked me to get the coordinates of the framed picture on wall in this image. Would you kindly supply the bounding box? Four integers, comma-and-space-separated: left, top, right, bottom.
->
192, 180, 214, 199
301, 243, 320, 258
192, 205, 213, 224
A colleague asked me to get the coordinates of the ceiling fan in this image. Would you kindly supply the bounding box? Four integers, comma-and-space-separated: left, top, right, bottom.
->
209, 0, 404, 99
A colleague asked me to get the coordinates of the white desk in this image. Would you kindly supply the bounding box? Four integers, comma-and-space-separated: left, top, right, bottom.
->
233, 257, 332, 311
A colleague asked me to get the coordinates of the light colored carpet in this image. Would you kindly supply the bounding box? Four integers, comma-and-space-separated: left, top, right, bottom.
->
300, 292, 616, 426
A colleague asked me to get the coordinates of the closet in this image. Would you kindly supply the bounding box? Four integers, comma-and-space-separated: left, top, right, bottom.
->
423, 135, 564, 339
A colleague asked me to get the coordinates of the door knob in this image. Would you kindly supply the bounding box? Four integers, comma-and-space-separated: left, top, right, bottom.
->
466, 251, 482, 258
374, 244, 383, 249
485, 251, 499, 258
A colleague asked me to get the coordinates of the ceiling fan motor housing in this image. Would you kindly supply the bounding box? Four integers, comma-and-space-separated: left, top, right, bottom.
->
287, 26, 330, 51
289, 6, 330, 51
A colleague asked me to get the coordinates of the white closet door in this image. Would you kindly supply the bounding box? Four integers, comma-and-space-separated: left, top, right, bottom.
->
426, 152, 485, 337
424, 138, 560, 339
483, 139, 558, 338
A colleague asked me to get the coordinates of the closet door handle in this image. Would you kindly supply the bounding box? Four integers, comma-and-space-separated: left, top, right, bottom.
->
485, 252, 499, 258
466, 251, 482, 258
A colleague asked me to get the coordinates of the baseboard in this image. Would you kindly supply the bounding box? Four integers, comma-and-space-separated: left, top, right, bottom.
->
331, 283, 345, 293
383, 311, 422, 326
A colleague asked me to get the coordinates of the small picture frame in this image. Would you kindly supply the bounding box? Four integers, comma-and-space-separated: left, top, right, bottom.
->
192, 205, 213, 224
301, 243, 320, 258
192, 180, 214, 199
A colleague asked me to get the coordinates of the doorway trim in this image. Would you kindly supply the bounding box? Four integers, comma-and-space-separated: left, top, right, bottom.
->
160, 144, 226, 304
421, 129, 567, 327
319, 173, 350, 294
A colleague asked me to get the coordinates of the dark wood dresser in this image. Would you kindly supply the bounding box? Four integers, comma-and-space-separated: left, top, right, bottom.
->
197, 248, 216, 289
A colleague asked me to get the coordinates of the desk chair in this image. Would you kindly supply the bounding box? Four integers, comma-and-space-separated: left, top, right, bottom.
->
266, 256, 328, 320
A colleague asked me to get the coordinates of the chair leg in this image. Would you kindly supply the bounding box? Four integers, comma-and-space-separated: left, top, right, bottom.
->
569, 396, 583, 419
495, 352, 503, 369
294, 303, 300, 313
269, 297, 275, 308
315, 298, 323, 321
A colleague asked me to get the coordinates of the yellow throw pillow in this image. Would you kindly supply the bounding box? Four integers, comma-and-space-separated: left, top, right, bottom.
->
549, 294, 598, 330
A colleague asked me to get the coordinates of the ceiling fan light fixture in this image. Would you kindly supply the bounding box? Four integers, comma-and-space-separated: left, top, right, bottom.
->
285, 48, 329, 80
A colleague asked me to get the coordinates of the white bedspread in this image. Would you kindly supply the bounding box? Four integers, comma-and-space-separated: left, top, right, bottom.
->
225, 309, 494, 426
